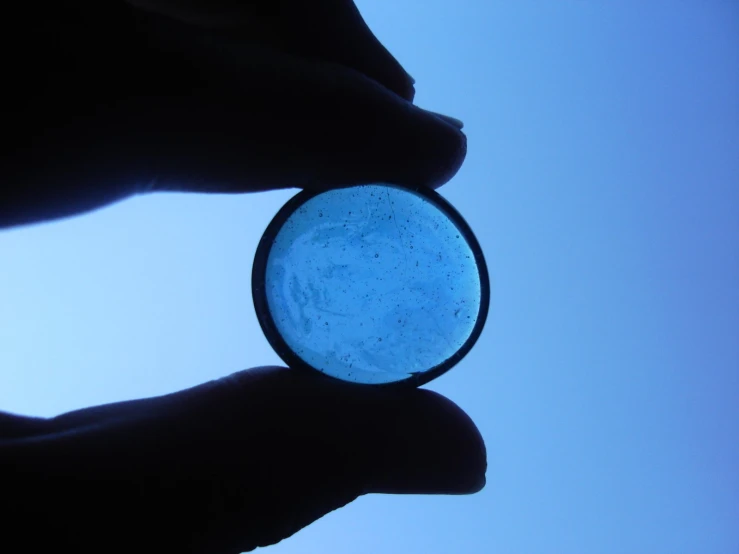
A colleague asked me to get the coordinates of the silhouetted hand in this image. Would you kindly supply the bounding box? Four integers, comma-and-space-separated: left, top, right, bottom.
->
2, 0, 466, 228
2, 368, 484, 552
0, 1, 482, 552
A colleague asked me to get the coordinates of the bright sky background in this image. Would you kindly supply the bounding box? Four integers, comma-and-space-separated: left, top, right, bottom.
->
1, 1, 737, 553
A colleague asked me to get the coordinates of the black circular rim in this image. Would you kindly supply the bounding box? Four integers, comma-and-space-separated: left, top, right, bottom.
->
252, 183, 490, 389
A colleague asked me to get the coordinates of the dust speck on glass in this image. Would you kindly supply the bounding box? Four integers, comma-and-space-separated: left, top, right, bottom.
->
252, 183, 489, 387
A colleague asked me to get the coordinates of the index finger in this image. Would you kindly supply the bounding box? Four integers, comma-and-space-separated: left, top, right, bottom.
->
129, 0, 417, 100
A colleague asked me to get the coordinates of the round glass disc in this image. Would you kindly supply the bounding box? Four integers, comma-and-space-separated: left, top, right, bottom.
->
252, 183, 489, 387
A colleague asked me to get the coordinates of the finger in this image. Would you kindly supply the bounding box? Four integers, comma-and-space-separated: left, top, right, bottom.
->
189, 367, 487, 551
130, 0, 417, 100
0, 412, 49, 440
138, 46, 467, 194
189, 366, 487, 495
4, 38, 465, 227
10, 367, 485, 553
45, 366, 486, 496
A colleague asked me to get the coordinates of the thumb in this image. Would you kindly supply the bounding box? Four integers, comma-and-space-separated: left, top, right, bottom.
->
4, 367, 485, 553
167, 366, 488, 551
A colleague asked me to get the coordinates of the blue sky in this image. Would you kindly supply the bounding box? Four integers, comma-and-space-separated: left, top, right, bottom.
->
1, 1, 737, 553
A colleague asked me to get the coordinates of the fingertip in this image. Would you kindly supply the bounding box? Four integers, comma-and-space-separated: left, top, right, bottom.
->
153, 367, 486, 550
324, 90, 468, 190
361, 388, 487, 495
209, 367, 486, 496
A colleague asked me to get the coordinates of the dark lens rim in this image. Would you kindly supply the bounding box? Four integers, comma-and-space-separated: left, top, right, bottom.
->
252, 183, 490, 388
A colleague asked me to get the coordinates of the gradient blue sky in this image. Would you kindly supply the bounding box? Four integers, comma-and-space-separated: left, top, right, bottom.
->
1, 1, 737, 553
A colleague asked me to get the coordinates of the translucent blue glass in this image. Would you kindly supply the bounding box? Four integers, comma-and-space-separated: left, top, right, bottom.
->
252, 184, 489, 386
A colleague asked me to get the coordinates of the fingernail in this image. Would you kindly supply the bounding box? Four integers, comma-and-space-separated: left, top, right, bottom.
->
427, 111, 464, 130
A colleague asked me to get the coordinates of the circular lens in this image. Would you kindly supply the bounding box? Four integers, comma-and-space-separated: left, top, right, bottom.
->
252, 184, 489, 387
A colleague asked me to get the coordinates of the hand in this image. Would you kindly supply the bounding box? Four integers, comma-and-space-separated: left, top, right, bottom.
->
1, 1, 482, 552
2, 0, 466, 228
2, 367, 484, 552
